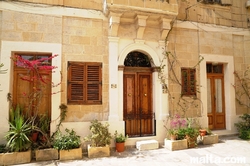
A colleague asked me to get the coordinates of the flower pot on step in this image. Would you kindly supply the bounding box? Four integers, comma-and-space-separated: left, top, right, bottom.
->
88, 145, 110, 158
202, 134, 218, 145
0, 150, 31, 165
35, 148, 58, 161
116, 142, 125, 152
59, 146, 82, 160
164, 139, 188, 151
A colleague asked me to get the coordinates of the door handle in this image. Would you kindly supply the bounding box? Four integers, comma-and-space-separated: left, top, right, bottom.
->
128, 93, 131, 97
144, 93, 147, 97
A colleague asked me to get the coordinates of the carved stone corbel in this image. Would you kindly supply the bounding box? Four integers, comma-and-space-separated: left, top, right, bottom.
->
160, 18, 172, 40
109, 12, 122, 37
135, 15, 148, 39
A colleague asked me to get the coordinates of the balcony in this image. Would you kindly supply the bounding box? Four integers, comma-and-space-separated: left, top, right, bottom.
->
105, 0, 178, 15
106, 0, 178, 39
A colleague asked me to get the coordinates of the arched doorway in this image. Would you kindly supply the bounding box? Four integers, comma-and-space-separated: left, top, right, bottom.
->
123, 51, 155, 137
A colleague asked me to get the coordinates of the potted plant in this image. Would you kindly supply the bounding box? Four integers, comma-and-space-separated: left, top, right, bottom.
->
37, 114, 51, 143
34, 114, 56, 162
235, 113, 250, 140
200, 128, 219, 145
84, 119, 112, 158
199, 128, 207, 136
114, 130, 128, 152
168, 129, 178, 140
185, 127, 199, 148
2, 105, 32, 165
52, 128, 82, 160
164, 115, 188, 151
35, 105, 67, 161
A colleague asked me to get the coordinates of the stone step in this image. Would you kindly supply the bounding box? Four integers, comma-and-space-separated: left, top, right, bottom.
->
211, 130, 238, 139
136, 140, 159, 151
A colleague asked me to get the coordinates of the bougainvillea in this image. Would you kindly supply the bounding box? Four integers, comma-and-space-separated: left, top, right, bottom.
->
11, 54, 61, 117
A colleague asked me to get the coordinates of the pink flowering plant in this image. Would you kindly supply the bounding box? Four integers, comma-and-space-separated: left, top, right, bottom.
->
11, 54, 61, 118
9, 54, 62, 147
165, 114, 187, 140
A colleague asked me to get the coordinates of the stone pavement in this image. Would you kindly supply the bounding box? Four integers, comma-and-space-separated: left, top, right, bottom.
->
14, 136, 250, 166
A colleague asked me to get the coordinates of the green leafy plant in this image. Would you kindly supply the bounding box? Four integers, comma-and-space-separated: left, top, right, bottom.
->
206, 128, 212, 135
185, 127, 199, 138
5, 105, 32, 152
52, 128, 81, 150
176, 128, 186, 140
235, 113, 250, 140
84, 119, 112, 147
114, 131, 128, 143
185, 118, 199, 137
37, 114, 50, 134
164, 114, 187, 140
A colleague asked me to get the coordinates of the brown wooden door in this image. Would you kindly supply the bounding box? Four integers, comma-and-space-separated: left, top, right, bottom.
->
13, 53, 52, 118
207, 75, 225, 129
13, 69, 51, 117
123, 70, 154, 137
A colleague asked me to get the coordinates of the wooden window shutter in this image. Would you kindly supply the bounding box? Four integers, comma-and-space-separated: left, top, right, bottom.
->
68, 62, 85, 104
189, 69, 196, 95
86, 63, 102, 104
68, 62, 102, 104
181, 69, 189, 95
181, 68, 196, 96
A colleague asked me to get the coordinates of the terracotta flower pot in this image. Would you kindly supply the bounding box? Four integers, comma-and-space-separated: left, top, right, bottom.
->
31, 132, 39, 142
186, 136, 196, 148
170, 134, 177, 140
199, 129, 207, 136
115, 142, 125, 152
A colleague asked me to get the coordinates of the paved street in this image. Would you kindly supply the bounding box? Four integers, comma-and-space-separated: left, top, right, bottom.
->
15, 136, 250, 166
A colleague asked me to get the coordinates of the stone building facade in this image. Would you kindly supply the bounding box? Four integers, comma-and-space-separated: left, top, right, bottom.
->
0, 0, 249, 146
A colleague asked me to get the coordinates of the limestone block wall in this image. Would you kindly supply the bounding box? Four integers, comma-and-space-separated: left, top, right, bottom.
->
0, 8, 110, 122
1, 10, 62, 43
233, 34, 250, 115
167, 28, 201, 117
178, 0, 250, 29
61, 16, 109, 122
16, 0, 103, 11
167, 21, 250, 117
106, 0, 178, 13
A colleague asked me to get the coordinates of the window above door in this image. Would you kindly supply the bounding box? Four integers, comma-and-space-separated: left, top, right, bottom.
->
206, 63, 223, 74
124, 51, 151, 67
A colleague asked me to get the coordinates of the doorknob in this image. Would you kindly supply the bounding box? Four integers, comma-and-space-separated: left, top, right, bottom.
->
144, 93, 147, 97
128, 93, 131, 97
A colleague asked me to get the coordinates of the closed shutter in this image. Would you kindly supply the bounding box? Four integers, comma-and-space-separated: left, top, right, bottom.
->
86, 63, 102, 104
182, 69, 189, 95
189, 69, 196, 95
68, 62, 85, 104
181, 68, 196, 96
68, 62, 102, 104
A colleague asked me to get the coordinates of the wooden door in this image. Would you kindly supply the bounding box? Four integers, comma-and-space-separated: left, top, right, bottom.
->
13, 53, 52, 118
123, 70, 154, 137
207, 75, 225, 129
13, 69, 51, 117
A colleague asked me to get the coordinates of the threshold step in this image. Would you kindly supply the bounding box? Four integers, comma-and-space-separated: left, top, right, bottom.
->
136, 140, 159, 151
